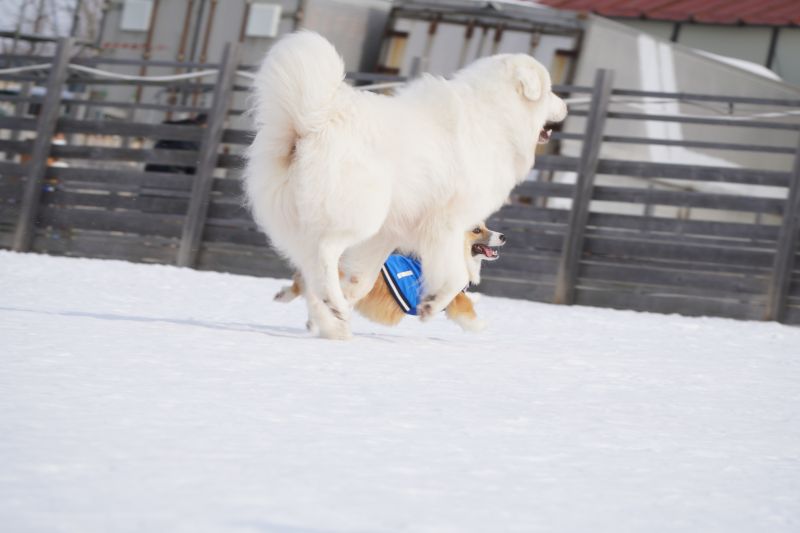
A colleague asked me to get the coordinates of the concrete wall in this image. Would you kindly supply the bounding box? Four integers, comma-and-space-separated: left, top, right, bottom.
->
614, 18, 800, 87
553, 16, 800, 223
678, 24, 773, 66
566, 16, 800, 173
94, 0, 391, 125
391, 18, 575, 78
770, 28, 800, 87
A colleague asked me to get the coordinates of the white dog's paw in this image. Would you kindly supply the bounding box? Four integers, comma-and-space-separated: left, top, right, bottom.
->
318, 321, 352, 341
274, 285, 296, 303
314, 306, 352, 340
467, 292, 482, 304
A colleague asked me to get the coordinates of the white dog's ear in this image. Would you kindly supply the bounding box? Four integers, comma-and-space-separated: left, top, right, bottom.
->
514, 65, 542, 101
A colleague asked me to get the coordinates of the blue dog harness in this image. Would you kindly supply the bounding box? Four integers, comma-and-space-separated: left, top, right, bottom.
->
381, 254, 423, 315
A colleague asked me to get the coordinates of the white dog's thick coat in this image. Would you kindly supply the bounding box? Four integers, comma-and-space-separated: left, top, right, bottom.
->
245, 32, 566, 339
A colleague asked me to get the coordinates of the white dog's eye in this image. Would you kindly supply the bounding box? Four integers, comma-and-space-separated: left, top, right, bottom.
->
472, 227, 481, 234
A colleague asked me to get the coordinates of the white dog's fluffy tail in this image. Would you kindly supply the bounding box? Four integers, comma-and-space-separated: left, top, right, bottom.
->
244, 31, 347, 275
251, 31, 345, 136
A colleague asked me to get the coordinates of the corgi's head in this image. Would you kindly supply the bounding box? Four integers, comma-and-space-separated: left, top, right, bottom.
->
467, 222, 506, 262
465, 222, 505, 285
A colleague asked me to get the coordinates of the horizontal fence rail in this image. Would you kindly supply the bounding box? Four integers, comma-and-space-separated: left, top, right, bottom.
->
1, 41, 799, 324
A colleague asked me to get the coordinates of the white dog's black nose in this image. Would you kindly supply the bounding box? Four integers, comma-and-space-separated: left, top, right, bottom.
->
499, 233, 506, 244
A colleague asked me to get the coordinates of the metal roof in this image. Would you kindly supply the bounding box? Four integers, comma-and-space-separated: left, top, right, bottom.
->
537, 0, 800, 26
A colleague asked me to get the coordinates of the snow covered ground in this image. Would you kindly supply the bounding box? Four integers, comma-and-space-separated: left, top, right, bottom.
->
1, 250, 799, 533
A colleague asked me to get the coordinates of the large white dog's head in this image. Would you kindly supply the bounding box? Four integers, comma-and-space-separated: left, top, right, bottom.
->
454, 53, 567, 173
505, 54, 568, 142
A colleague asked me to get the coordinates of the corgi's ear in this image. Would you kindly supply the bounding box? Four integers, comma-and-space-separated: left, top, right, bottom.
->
515, 65, 542, 101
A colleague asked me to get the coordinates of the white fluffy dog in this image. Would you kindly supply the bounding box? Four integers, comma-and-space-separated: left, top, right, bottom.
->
245, 31, 567, 339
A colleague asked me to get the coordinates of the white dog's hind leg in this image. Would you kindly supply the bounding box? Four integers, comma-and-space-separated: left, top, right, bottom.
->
304, 239, 352, 340
303, 292, 328, 337
418, 230, 471, 321
340, 235, 396, 304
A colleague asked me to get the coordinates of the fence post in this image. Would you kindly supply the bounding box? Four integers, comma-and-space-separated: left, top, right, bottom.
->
176, 42, 239, 268
764, 134, 800, 322
12, 38, 74, 252
553, 68, 614, 305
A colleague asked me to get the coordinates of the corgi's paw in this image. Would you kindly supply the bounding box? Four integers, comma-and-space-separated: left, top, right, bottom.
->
274, 285, 297, 303
467, 292, 482, 304
418, 296, 437, 321
457, 317, 486, 332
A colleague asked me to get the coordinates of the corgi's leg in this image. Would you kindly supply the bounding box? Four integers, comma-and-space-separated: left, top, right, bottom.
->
272, 273, 319, 334
274, 273, 303, 302
446, 292, 486, 332
274, 285, 297, 302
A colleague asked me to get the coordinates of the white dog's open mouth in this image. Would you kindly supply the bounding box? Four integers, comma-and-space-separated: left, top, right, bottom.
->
471, 243, 499, 261
538, 128, 552, 144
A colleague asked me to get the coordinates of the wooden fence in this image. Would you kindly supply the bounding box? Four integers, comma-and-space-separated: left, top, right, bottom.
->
1, 39, 799, 324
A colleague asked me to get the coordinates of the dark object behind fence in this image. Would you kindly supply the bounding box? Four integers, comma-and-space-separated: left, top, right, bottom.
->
1, 40, 799, 324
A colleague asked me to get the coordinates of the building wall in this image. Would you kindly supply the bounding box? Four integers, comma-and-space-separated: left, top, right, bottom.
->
618, 19, 674, 41
678, 24, 773, 66
94, 0, 391, 125
613, 18, 800, 87
568, 16, 800, 171
555, 16, 800, 223
389, 19, 576, 80
772, 28, 800, 87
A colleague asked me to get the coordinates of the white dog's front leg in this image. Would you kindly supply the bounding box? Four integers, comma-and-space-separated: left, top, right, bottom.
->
418, 230, 470, 321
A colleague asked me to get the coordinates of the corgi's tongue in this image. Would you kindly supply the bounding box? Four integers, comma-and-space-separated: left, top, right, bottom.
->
471, 243, 498, 259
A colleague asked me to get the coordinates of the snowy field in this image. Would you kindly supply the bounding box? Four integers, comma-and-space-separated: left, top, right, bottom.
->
1, 250, 799, 533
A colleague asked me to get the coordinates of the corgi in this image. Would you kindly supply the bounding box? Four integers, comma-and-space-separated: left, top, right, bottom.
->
275, 223, 506, 332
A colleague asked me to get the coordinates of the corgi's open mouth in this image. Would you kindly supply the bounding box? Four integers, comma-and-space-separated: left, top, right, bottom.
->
538, 128, 552, 144
471, 243, 499, 261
